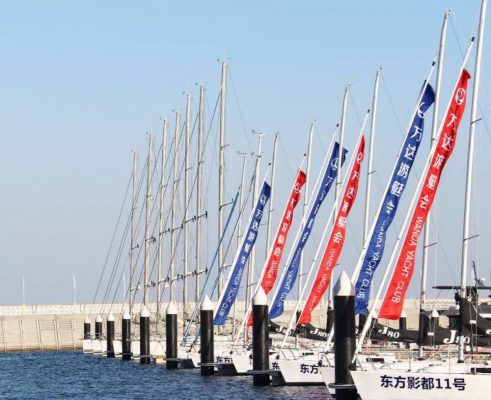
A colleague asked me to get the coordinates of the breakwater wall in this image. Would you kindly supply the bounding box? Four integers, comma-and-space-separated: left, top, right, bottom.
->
0, 298, 455, 352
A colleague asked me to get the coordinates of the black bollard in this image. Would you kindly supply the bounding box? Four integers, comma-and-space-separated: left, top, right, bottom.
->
399, 310, 407, 331
166, 302, 178, 369
399, 310, 408, 349
358, 311, 367, 333
334, 270, 357, 400
326, 304, 334, 333
106, 313, 115, 358
252, 287, 269, 386
200, 296, 214, 376
84, 316, 91, 339
122, 311, 132, 361
140, 306, 151, 364
95, 315, 103, 339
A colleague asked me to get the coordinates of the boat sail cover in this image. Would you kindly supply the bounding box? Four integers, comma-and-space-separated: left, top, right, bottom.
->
297, 136, 365, 324
246, 169, 307, 326
269, 142, 347, 319
213, 181, 271, 325
354, 83, 435, 315
379, 69, 471, 319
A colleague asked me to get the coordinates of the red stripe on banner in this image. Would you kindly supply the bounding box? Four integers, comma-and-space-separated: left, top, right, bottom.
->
379, 69, 471, 320
246, 169, 306, 326
297, 136, 365, 325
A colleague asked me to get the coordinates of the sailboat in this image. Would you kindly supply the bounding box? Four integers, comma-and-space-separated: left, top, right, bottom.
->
347, 1, 491, 398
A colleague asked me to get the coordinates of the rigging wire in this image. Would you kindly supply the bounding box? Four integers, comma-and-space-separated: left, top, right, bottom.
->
88, 165, 134, 314
229, 67, 253, 154
157, 93, 237, 306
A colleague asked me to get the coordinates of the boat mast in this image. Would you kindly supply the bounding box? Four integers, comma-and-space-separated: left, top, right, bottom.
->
459, 0, 487, 362
232, 152, 247, 338
246, 134, 263, 315
129, 151, 137, 316
364, 69, 381, 243
265, 132, 279, 258
298, 122, 314, 299
361, 70, 381, 322
328, 85, 349, 322
195, 86, 205, 305
157, 119, 168, 331
171, 112, 181, 303
419, 10, 449, 359
143, 134, 153, 306
337, 85, 350, 202
183, 94, 191, 326
218, 61, 228, 300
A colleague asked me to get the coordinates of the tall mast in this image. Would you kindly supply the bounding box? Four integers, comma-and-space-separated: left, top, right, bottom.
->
298, 122, 314, 299
183, 94, 191, 325
364, 69, 381, 243
265, 132, 279, 257
337, 85, 350, 202
157, 119, 168, 331
195, 86, 205, 304
460, 0, 487, 362
143, 134, 153, 306
329, 85, 349, 315
232, 153, 247, 338
419, 10, 449, 359
129, 151, 137, 316
218, 61, 228, 299
170, 112, 181, 303
246, 134, 263, 312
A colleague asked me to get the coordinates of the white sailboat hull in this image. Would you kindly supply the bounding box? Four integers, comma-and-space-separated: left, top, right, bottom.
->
150, 340, 165, 357
275, 359, 324, 384
131, 339, 140, 357
351, 370, 489, 400
92, 339, 104, 355
82, 339, 93, 354
112, 339, 122, 356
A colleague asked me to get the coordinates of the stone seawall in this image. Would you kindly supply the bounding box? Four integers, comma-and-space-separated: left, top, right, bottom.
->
0, 298, 455, 352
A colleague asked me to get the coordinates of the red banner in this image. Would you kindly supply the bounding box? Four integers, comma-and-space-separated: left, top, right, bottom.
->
298, 136, 365, 325
379, 69, 471, 320
246, 169, 306, 326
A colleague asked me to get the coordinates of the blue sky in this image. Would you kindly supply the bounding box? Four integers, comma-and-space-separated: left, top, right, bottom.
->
0, 1, 490, 307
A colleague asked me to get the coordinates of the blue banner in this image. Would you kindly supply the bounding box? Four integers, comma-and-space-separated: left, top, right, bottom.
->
213, 181, 271, 325
354, 84, 435, 315
269, 142, 347, 319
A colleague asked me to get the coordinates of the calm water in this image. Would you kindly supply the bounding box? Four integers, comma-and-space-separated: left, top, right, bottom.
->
0, 351, 331, 399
